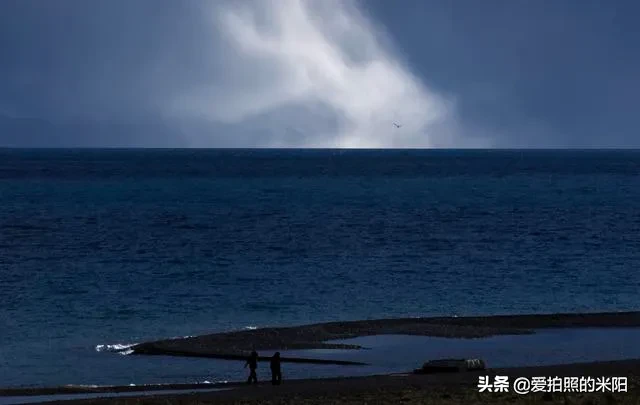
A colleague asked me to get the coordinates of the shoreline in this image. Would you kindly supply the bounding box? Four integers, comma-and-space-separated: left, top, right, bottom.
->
129, 310, 640, 361
4, 310, 640, 401
3, 358, 640, 403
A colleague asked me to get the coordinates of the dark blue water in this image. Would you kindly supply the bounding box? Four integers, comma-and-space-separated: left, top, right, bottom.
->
1, 149, 640, 388
291, 328, 640, 373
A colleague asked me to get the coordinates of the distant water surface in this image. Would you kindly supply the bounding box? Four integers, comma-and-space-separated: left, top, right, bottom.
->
1, 149, 639, 387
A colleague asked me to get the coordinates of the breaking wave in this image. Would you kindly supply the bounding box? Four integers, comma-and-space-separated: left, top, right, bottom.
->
95, 343, 137, 355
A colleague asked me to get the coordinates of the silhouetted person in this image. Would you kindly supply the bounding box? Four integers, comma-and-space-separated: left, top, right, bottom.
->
245, 350, 258, 384
270, 352, 282, 385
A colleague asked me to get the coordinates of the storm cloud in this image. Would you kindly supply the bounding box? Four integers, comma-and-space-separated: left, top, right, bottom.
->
0, 0, 638, 147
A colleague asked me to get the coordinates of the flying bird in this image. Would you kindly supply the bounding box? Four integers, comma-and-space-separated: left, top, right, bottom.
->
393, 122, 402, 128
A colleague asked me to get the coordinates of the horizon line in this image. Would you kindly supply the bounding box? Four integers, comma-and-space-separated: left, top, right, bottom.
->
2, 147, 640, 152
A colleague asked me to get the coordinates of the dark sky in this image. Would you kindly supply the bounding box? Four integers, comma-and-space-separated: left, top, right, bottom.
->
1, 0, 639, 147
368, 0, 640, 147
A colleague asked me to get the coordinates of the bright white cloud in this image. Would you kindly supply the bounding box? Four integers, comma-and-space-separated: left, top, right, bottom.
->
171, 0, 475, 148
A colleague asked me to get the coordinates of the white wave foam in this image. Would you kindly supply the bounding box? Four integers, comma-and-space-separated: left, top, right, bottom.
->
95, 343, 137, 355
201, 379, 228, 385
243, 326, 258, 330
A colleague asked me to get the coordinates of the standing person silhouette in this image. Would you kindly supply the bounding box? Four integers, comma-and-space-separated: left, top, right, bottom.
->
270, 352, 282, 385
245, 350, 258, 384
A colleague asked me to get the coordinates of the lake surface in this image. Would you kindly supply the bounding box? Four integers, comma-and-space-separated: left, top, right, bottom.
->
1, 149, 639, 387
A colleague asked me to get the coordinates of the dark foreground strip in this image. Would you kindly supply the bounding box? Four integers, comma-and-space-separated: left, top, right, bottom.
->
4, 359, 640, 399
